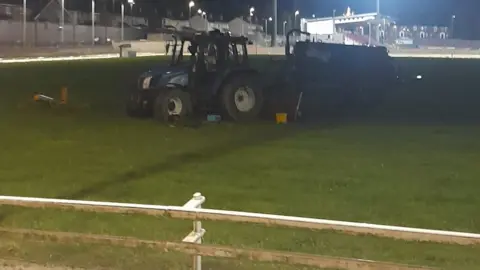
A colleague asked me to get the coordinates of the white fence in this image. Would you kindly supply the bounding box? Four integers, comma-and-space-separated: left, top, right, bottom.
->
0, 20, 144, 45
1, 193, 479, 269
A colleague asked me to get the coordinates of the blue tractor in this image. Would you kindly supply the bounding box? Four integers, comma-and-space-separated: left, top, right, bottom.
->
126, 26, 263, 122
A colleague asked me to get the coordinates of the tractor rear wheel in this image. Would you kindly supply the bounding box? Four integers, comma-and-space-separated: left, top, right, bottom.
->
221, 74, 263, 122
153, 88, 193, 122
126, 88, 152, 118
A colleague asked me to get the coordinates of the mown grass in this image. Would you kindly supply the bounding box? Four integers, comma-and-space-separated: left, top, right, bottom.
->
0, 57, 479, 269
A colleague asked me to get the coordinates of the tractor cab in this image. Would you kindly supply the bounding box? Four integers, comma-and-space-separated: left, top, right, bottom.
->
126, 27, 263, 122
186, 29, 251, 105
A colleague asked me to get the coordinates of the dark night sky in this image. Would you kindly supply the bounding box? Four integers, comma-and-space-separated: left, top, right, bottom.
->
213, 0, 466, 24
6, 0, 479, 39
196, 0, 478, 39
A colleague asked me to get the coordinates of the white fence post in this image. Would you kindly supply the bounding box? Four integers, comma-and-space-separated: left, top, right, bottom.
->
182, 192, 206, 270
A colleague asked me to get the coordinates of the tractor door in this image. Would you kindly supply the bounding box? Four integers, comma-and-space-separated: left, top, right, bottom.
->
190, 41, 220, 106
233, 42, 248, 66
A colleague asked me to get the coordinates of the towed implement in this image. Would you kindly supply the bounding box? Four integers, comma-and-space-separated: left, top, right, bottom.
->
262, 29, 402, 120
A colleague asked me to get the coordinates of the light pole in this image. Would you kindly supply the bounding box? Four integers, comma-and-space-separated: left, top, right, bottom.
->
123, 0, 134, 40
272, 0, 277, 47
264, 17, 272, 36
376, 0, 380, 14
244, 6, 254, 36
198, 9, 206, 18
332, 9, 336, 34
197, 10, 207, 30
203, 12, 207, 30
22, 0, 26, 46
121, 3, 124, 40
294, 10, 299, 29
451, 15, 456, 38
60, 0, 64, 44
188, 1, 195, 18
368, 22, 372, 45
128, 0, 134, 14
91, 0, 95, 46
283, 20, 287, 36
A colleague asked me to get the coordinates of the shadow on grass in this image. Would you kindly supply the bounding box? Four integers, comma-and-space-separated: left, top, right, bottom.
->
61, 125, 300, 200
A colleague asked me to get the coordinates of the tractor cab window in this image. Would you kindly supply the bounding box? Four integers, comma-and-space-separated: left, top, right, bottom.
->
227, 44, 235, 60
167, 40, 192, 65
236, 44, 246, 64
227, 42, 246, 64
236, 44, 245, 57
202, 43, 218, 72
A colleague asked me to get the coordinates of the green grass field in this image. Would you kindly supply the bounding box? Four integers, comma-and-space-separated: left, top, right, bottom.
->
1, 57, 480, 270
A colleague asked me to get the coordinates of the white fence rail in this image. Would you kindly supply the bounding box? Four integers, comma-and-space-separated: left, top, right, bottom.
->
1, 193, 479, 269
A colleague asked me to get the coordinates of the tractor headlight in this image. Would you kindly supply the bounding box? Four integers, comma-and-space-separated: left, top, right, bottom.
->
142, 76, 152, 89
168, 73, 188, 86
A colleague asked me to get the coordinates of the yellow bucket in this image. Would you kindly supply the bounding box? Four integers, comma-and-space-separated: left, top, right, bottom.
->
275, 113, 288, 124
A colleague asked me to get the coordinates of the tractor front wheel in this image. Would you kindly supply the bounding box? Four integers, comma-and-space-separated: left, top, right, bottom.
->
153, 88, 193, 122
221, 75, 263, 122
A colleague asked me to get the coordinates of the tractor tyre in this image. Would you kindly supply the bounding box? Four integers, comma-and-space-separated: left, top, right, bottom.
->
126, 88, 152, 118
221, 74, 264, 122
153, 88, 193, 122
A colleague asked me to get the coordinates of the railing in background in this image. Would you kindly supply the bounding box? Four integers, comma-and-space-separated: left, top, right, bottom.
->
1, 193, 479, 269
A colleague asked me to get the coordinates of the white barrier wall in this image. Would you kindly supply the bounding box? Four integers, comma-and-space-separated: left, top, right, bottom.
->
305, 20, 335, 35
0, 20, 144, 45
